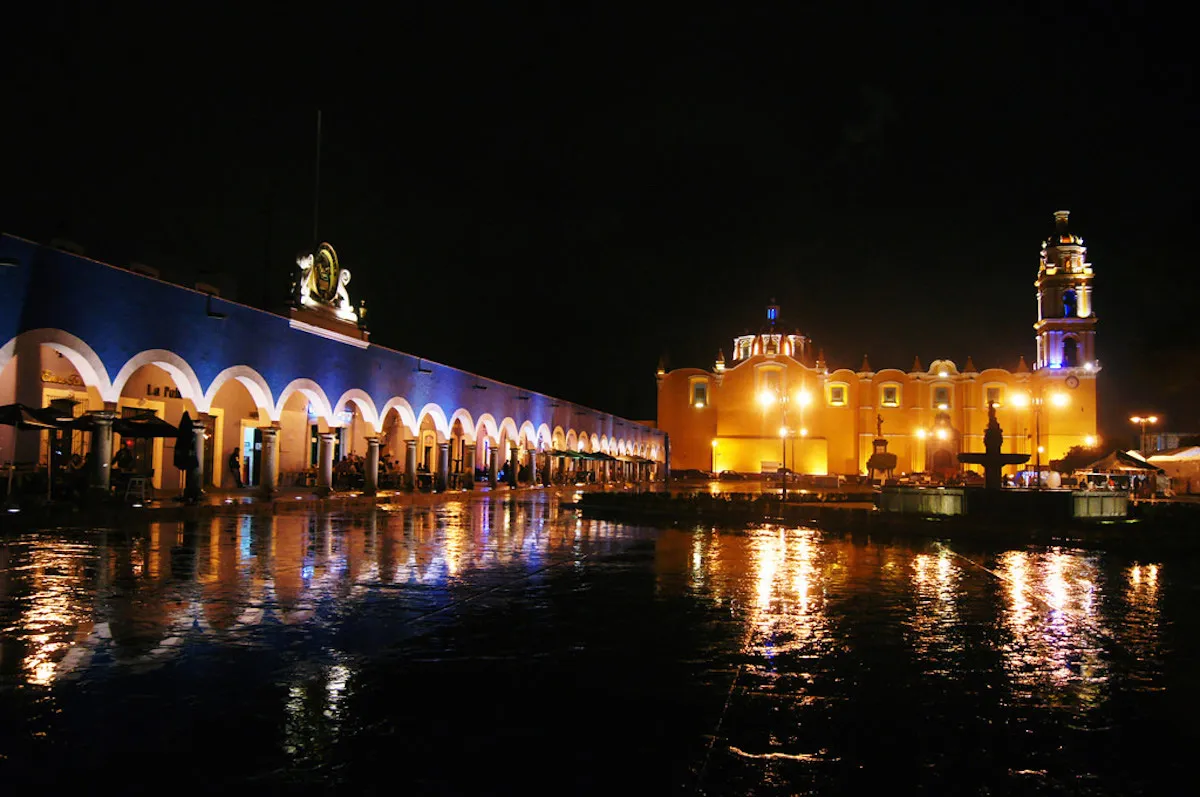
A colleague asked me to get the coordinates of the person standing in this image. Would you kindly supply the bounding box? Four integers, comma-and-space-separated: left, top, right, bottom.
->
228, 449, 244, 488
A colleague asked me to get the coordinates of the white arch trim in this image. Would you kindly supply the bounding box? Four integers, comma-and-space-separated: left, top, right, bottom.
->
275, 379, 335, 426
379, 397, 419, 437
518, 420, 538, 448
536, 423, 553, 451
448, 408, 477, 442
552, 425, 567, 450
112, 349, 206, 411
0, 329, 115, 400
333, 389, 381, 431
497, 417, 519, 445
474, 413, 500, 445
203, 366, 275, 419
415, 403, 450, 439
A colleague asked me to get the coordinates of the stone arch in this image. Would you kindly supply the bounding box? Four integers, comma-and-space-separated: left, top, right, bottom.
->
617, 439, 627, 455
518, 420, 538, 449
497, 417, 519, 447
415, 402, 450, 440
536, 423, 553, 451
474, 413, 500, 446
589, 433, 600, 452
448, 408, 477, 443
552, 425, 567, 451
0, 328, 115, 400
566, 429, 578, 451
275, 378, 335, 426
203, 366, 275, 420
600, 435, 610, 453
333, 389, 381, 430
111, 349, 205, 411
379, 397, 419, 437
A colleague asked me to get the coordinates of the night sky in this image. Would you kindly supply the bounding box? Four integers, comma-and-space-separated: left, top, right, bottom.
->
4, 3, 1195, 443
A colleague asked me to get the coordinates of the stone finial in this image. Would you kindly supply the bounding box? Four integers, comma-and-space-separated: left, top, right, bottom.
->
963, 355, 978, 373
1054, 210, 1070, 231
859, 354, 872, 373
1015, 355, 1029, 374
656, 355, 667, 376
910, 355, 924, 373
715, 349, 726, 372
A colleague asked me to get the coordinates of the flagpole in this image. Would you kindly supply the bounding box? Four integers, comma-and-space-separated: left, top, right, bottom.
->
313, 110, 322, 245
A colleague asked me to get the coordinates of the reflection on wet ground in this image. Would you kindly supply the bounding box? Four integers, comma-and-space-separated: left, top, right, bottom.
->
2, 493, 1197, 794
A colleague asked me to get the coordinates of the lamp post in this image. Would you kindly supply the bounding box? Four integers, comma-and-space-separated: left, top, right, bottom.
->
1129, 415, 1159, 456
779, 426, 789, 501
1015, 387, 1068, 489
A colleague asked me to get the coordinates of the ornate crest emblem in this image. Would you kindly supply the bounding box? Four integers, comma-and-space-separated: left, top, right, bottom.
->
312, 243, 340, 303
295, 242, 358, 324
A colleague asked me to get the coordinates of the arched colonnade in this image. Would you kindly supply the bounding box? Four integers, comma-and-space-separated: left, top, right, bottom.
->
0, 329, 663, 497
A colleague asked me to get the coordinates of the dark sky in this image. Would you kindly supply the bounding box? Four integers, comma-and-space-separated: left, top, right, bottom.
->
3, 3, 1195, 442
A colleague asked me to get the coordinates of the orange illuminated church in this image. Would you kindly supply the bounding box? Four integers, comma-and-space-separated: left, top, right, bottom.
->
657, 211, 1100, 479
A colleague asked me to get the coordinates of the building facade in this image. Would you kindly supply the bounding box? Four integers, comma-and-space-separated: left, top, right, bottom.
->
657, 211, 1100, 479
1, 236, 664, 496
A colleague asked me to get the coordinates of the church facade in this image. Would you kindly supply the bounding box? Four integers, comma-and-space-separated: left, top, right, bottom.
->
657, 211, 1099, 479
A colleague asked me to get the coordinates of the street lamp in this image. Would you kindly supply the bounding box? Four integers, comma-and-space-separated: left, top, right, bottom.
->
1023, 388, 1068, 489
779, 426, 789, 501
1129, 415, 1159, 455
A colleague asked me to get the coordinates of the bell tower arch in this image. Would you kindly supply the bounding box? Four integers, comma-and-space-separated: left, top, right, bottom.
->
1034, 210, 1097, 371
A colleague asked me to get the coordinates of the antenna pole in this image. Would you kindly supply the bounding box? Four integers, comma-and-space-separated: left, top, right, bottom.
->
313, 110, 322, 244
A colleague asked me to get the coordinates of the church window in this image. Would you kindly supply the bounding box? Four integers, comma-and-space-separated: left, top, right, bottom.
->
881, 385, 900, 407
933, 386, 950, 409
986, 386, 1001, 407
1063, 289, 1078, 317
691, 380, 708, 407
738, 340, 751, 360
1062, 337, 1079, 368
828, 385, 847, 407
759, 367, 782, 396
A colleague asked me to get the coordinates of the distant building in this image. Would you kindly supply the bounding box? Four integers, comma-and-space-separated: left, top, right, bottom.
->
657, 211, 1100, 478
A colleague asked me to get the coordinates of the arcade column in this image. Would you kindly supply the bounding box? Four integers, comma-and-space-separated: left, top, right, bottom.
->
86, 409, 116, 495
437, 442, 449, 491
364, 435, 380, 495
489, 447, 499, 489
528, 448, 538, 486
191, 413, 209, 495
260, 425, 280, 497
463, 444, 475, 489
508, 444, 519, 487
404, 439, 417, 491
317, 432, 336, 495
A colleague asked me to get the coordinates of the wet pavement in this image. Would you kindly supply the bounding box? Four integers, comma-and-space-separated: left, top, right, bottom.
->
1, 491, 1197, 794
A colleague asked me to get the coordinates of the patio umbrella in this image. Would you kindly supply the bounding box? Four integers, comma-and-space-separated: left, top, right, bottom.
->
174, 411, 199, 503
113, 414, 178, 438
0, 404, 69, 500
0, 403, 66, 430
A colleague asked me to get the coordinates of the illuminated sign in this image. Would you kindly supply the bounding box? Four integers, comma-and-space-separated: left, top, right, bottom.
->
41, 369, 85, 387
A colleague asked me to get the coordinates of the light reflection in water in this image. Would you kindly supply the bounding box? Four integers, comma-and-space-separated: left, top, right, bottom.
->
907, 548, 964, 669
994, 549, 1110, 708
0, 498, 607, 687
741, 527, 832, 661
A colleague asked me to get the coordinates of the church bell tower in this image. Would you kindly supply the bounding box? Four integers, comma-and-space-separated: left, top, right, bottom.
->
1034, 210, 1096, 371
